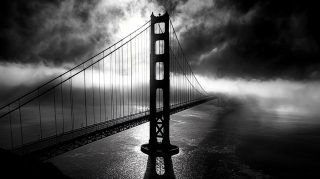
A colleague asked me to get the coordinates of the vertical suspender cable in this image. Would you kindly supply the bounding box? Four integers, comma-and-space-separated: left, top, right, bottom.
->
53, 88, 57, 136
84, 64, 88, 127
103, 51, 107, 121
9, 106, 13, 149
18, 99, 23, 145
130, 35, 133, 117
70, 71, 74, 130
60, 76, 65, 133
111, 48, 114, 120
122, 42, 125, 117
92, 60, 95, 126
99, 55, 102, 123
38, 89, 42, 139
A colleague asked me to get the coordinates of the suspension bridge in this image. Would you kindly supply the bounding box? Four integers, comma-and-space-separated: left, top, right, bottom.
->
0, 12, 213, 160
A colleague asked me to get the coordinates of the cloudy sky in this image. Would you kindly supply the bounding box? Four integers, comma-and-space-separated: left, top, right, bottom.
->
1, 0, 320, 104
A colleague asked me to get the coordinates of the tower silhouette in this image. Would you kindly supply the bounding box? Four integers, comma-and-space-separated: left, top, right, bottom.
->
141, 12, 179, 155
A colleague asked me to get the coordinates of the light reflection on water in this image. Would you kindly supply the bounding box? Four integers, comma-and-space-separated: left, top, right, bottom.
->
49, 101, 217, 179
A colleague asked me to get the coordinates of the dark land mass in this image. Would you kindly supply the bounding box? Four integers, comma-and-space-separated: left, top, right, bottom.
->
0, 148, 70, 178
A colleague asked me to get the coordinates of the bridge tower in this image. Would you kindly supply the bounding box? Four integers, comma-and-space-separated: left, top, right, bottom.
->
141, 12, 179, 155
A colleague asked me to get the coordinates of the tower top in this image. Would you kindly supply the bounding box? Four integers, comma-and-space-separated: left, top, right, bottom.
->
150, 11, 169, 18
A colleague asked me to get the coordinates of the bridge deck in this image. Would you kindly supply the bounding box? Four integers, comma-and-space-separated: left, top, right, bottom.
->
13, 98, 215, 160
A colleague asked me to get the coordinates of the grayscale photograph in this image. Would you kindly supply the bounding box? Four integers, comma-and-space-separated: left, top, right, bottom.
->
0, 0, 320, 178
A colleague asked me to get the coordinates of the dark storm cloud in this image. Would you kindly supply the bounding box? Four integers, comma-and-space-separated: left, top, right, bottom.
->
0, 0, 123, 64
2, 0, 320, 80
159, 0, 320, 80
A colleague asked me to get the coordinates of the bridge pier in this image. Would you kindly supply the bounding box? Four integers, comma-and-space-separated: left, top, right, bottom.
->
141, 12, 179, 156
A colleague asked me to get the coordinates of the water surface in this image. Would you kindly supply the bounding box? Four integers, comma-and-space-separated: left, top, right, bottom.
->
49, 98, 320, 178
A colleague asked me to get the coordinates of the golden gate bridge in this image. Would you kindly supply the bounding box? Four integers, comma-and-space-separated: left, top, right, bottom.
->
0, 12, 213, 160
